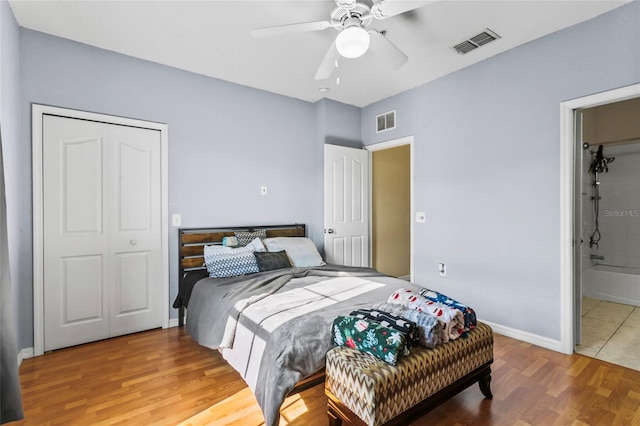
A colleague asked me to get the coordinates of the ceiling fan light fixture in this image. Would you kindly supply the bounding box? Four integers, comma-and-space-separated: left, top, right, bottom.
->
336, 26, 370, 58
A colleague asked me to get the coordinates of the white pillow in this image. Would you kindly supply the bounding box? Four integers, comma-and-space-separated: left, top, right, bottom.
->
244, 237, 266, 252
204, 244, 235, 255
204, 237, 264, 256
263, 237, 325, 267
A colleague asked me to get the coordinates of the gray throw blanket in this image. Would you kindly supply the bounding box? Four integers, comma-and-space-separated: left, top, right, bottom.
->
186, 265, 427, 426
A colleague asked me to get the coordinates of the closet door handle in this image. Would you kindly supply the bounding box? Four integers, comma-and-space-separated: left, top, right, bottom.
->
130, 240, 137, 245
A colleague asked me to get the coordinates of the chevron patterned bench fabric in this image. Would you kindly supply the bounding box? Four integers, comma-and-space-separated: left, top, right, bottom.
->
325, 322, 493, 426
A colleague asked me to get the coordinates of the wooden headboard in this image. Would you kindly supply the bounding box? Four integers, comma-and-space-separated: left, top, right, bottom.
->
179, 224, 306, 271
177, 224, 306, 325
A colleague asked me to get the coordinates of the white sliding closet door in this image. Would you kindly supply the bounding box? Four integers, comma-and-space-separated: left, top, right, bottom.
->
42, 115, 162, 351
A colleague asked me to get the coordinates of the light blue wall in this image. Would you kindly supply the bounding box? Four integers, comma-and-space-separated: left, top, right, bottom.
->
1, 0, 23, 350
312, 98, 362, 254
361, 2, 640, 341
18, 29, 351, 349
12, 1, 640, 350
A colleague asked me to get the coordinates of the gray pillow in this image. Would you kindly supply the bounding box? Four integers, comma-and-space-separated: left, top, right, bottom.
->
254, 250, 292, 272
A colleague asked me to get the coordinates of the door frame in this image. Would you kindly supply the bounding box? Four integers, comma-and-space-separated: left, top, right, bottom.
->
366, 135, 414, 282
32, 104, 169, 356
559, 83, 640, 354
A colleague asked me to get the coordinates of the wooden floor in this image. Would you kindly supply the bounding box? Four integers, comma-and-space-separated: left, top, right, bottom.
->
12, 327, 640, 426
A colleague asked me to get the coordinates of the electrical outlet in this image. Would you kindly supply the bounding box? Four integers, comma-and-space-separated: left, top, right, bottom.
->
416, 212, 426, 223
261, 186, 268, 196
171, 214, 181, 227
438, 263, 447, 277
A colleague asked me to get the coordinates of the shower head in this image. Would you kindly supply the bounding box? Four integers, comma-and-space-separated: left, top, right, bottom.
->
589, 144, 615, 174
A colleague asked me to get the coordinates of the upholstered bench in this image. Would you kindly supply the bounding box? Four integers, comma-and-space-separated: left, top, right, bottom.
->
325, 322, 494, 426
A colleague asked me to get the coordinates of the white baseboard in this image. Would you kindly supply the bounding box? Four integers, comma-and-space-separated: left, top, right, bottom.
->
17, 347, 34, 366
480, 319, 564, 353
169, 316, 186, 328
17, 321, 563, 367
19, 319, 185, 365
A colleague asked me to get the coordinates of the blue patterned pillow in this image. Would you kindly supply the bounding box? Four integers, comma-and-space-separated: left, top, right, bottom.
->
234, 229, 267, 246
204, 248, 259, 278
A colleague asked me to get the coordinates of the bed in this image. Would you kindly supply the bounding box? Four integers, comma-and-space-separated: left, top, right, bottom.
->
175, 224, 308, 327
174, 224, 483, 426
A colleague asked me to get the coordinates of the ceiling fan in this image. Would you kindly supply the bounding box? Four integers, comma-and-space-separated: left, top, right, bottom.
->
250, 0, 433, 80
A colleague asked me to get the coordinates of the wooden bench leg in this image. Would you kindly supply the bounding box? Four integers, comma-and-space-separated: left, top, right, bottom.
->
327, 404, 343, 426
478, 369, 493, 399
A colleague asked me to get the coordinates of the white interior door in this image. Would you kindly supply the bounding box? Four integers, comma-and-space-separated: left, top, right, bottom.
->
107, 124, 162, 337
43, 117, 109, 350
42, 115, 162, 351
324, 144, 369, 266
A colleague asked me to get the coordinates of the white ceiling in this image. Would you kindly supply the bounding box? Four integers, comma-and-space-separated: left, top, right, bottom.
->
9, 0, 630, 107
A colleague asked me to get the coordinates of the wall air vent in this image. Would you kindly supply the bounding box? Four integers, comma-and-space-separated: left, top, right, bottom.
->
376, 110, 396, 133
452, 29, 500, 55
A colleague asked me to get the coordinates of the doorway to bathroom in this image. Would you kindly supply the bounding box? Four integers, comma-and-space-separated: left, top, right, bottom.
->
573, 95, 640, 370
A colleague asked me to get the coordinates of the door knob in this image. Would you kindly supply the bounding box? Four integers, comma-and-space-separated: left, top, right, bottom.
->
326, 229, 334, 234
130, 240, 137, 245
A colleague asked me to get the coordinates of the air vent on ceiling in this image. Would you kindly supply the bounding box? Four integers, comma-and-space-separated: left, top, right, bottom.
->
376, 110, 396, 133
452, 29, 500, 55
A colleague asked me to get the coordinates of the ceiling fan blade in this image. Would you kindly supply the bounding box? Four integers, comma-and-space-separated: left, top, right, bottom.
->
315, 42, 339, 80
368, 30, 408, 70
250, 21, 332, 38
371, 0, 436, 20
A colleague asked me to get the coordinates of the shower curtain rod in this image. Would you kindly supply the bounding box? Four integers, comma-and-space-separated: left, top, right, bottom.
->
583, 137, 640, 148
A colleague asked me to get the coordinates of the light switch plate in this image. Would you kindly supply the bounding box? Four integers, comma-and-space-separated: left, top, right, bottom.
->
172, 214, 181, 227
438, 263, 447, 277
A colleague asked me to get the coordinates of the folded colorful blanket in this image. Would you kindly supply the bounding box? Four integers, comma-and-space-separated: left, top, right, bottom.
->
350, 308, 418, 350
387, 288, 466, 341
332, 315, 408, 365
418, 288, 477, 330
371, 302, 442, 348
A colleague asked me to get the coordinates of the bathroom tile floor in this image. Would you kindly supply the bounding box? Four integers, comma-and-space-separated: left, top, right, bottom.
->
576, 297, 640, 371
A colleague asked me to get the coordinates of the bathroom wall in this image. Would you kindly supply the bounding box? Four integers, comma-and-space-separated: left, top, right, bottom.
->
589, 142, 640, 268
581, 143, 594, 271
582, 97, 640, 270
582, 97, 640, 146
